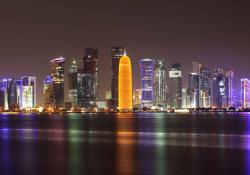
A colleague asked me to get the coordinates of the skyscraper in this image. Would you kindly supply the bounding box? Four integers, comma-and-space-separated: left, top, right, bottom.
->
241, 78, 250, 108
68, 58, 78, 107
21, 76, 36, 108
212, 68, 226, 108
118, 55, 132, 110
50, 57, 65, 108
7, 78, 17, 110
43, 75, 53, 107
84, 48, 98, 98
169, 63, 182, 109
0, 79, 8, 110
15, 80, 22, 108
212, 68, 233, 108
111, 47, 125, 109
225, 70, 233, 107
200, 67, 211, 108
188, 73, 200, 108
154, 59, 166, 107
77, 48, 98, 107
139, 59, 155, 107
133, 89, 141, 107
192, 61, 202, 74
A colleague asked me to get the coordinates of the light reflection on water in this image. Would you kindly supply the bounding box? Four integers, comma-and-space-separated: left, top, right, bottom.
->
0, 113, 250, 175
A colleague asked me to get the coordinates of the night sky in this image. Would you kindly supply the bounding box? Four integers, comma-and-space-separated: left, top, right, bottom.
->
1, 0, 250, 105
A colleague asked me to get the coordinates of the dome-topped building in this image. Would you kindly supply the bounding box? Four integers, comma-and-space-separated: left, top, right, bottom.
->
118, 55, 132, 111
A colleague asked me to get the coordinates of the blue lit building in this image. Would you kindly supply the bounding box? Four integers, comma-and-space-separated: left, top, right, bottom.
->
139, 59, 155, 107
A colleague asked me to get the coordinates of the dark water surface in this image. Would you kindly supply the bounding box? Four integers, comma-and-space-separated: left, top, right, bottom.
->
0, 112, 250, 175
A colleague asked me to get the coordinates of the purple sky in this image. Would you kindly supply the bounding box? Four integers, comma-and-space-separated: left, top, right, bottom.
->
0, 0, 250, 104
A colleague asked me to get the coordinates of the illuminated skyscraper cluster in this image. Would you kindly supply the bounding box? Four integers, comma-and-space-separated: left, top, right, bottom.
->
0, 77, 36, 110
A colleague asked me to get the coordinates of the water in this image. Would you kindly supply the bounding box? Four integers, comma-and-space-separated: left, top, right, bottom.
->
0, 112, 250, 175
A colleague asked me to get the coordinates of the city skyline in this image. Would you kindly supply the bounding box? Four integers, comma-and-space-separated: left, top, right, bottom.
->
1, 1, 250, 105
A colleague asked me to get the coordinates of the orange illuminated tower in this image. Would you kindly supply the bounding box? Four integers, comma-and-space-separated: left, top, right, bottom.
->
118, 55, 132, 110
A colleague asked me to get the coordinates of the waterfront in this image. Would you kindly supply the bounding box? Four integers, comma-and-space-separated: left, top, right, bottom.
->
0, 113, 250, 175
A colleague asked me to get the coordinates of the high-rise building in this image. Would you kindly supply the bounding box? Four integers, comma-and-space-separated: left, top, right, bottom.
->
200, 67, 211, 108
50, 57, 65, 107
133, 89, 141, 107
7, 78, 17, 110
188, 73, 200, 108
154, 59, 166, 107
169, 63, 182, 109
0, 79, 8, 110
182, 88, 189, 108
84, 48, 98, 98
111, 47, 125, 109
139, 59, 155, 107
15, 80, 22, 108
21, 76, 36, 108
77, 74, 96, 107
44, 75, 53, 107
68, 58, 78, 107
225, 70, 233, 107
212, 68, 226, 108
118, 55, 132, 110
77, 48, 99, 107
241, 78, 250, 108
192, 61, 202, 74
212, 68, 233, 108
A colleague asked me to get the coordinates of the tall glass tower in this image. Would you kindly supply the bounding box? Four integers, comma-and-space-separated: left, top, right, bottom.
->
139, 59, 155, 107
154, 59, 166, 107
200, 67, 211, 108
241, 78, 250, 108
169, 63, 182, 109
50, 57, 65, 108
21, 76, 36, 108
77, 48, 98, 107
111, 47, 125, 109
68, 58, 78, 107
